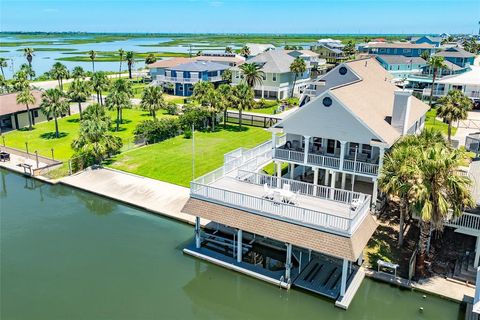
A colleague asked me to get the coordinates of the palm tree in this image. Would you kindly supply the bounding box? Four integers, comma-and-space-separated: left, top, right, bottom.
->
343, 40, 356, 58
232, 82, 254, 129
16, 87, 36, 130
145, 53, 157, 65
426, 56, 447, 107
218, 84, 232, 128
49, 62, 69, 91
68, 78, 91, 120
19, 63, 35, 80
12, 70, 30, 92
72, 66, 86, 79
118, 49, 125, 77
225, 46, 233, 54
140, 86, 165, 119
193, 81, 214, 106
125, 51, 135, 79
90, 71, 110, 105
40, 89, 70, 138
221, 69, 232, 83
289, 57, 307, 98
412, 145, 474, 276
437, 90, 473, 143
420, 50, 431, 62
0, 58, 7, 78
88, 50, 97, 72
240, 45, 250, 59
0, 75, 10, 94
106, 78, 133, 131
239, 63, 264, 88
23, 48, 34, 79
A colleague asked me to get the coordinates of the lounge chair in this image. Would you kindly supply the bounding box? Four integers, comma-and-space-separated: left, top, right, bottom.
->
263, 183, 274, 200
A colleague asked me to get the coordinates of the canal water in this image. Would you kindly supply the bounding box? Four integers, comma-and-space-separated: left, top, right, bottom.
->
0, 169, 462, 319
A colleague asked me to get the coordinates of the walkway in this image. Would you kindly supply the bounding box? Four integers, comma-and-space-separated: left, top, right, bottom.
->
60, 167, 208, 226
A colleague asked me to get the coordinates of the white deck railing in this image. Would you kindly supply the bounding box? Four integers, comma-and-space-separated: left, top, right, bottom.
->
237, 170, 366, 205
191, 182, 358, 235
274, 147, 379, 176
445, 212, 480, 231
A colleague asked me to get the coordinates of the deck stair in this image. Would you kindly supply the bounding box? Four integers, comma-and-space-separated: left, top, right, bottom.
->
292, 258, 344, 299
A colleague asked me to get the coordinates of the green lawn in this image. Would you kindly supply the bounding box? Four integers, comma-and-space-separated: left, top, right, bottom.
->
3, 108, 168, 161
108, 125, 271, 187
425, 108, 457, 136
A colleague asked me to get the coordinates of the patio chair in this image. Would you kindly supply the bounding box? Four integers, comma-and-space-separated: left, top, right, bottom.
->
282, 184, 291, 192
263, 183, 274, 200
292, 140, 301, 151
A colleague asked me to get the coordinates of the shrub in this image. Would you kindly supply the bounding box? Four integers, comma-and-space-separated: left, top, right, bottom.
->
134, 117, 180, 144
165, 102, 179, 115
179, 105, 210, 131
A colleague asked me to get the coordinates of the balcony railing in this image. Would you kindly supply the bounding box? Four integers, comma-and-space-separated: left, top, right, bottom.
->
445, 212, 480, 231
274, 147, 379, 176
156, 75, 223, 83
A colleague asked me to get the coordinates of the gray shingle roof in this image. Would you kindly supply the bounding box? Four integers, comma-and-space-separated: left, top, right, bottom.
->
246, 50, 296, 73
169, 61, 229, 72
376, 55, 426, 65
435, 47, 475, 58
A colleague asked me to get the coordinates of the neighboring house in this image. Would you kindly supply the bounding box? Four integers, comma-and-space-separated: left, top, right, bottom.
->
147, 57, 191, 81
231, 50, 312, 99
411, 35, 442, 47
244, 43, 275, 58
286, 49, 327, 74
376, 55, 426, 79
434, 46, 475, 69
181, 57, 429, 309
433, 65, 480, 100
163, 61, 229, 96
366, 42, 436, 57
193, 53, 245, 67
310, 42, 347, 65
0, 90, 45, 132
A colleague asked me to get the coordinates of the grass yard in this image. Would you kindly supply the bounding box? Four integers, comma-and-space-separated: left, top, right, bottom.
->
425, 108, 457, 136
108, 125, 271, 187
3, 108, 168, 161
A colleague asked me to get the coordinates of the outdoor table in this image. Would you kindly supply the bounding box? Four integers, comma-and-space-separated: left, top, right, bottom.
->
0, 152, 10, 162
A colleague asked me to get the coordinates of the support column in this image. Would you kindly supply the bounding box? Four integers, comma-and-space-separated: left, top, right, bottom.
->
303, 136, 311, 164
324, 169, 329, 186
330, 171, 336, 199
372, 178, 378, 209
289, 163, 295, 179
475, 235, 480, 268
341, 172, 346, 189
195, 217, 201, 249
271, 132, 277, 148
340, 258, 348, 297
339, 140, 347, 170
378, 147, 386, 171
276, 161, 282, 178
313, 168, 319, 195
237, 229, 243, 263
285, 243, 292, 282
357, 252, 364, 266
351, 173, 355, 191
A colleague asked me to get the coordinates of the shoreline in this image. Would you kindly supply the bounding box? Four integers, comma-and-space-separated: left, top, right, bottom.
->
0, 164, 474, 304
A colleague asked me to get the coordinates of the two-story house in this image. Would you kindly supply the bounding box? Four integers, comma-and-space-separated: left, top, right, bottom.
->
411, 35, 442, 47
182, 58, 429, 309
310, 41, 347, 65
231, 50, 312, 99
149, 59, 229, 96
367, 42, 436, 57
376, 55, 427, 79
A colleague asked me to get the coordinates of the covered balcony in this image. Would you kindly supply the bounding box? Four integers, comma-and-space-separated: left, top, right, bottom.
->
273, 134, 385, 177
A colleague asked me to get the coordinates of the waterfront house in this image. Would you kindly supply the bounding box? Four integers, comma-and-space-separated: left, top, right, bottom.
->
150, 59, 229, 96
193, 53, 245, 67
231, 50, 312, 99
366, 42, 436, 57
411, 35, 442, 47
434, 47, 475, 69
182, 57, 429, 309
310, 41, 347, 65
434, 65, 480, 100
376, 55, 426, 79
0, 90, 45, 132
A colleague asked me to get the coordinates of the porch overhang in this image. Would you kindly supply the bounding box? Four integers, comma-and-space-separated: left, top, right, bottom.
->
182, 198, 378, 261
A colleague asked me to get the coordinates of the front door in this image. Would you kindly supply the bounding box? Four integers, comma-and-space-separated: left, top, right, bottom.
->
327, 139, 336, 154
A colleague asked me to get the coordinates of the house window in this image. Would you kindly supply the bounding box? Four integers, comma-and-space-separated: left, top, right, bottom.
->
272, 74, 277, 81
33, 110, 39, 117
262, 73, 266, 81
362, 145, 372, 159
349, 142, 359, 156
403, 49, 411, 53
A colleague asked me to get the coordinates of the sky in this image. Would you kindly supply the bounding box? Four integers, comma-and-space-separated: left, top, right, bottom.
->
0, 0, 479, 34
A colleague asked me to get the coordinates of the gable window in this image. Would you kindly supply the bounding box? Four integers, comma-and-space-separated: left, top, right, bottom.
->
272, 74, 277, 81
262, 73, 266, 81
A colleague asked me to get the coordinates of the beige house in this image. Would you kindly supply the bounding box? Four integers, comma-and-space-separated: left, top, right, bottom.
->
0, 90, 46, 132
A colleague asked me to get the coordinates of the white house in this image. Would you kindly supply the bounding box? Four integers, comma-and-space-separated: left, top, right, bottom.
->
181, 57, 430, 309
435, 65, 480, 100
244, 43, 275, 58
